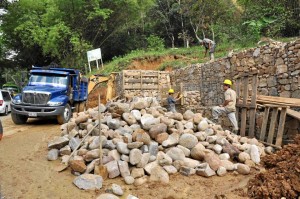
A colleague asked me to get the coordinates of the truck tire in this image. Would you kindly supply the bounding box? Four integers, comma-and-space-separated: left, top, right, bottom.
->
57, 104, 72, 124
11, 112, 28, 125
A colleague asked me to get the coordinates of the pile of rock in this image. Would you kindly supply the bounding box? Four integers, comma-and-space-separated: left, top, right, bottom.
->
47, 97, 270, 191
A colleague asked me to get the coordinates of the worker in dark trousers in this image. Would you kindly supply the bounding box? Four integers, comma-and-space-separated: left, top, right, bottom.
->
167, 89, 182, 113
200, 38, 216, 61
0, 119, 3, 141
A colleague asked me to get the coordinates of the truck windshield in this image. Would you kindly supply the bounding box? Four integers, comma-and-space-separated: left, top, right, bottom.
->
29, 74, 68, 87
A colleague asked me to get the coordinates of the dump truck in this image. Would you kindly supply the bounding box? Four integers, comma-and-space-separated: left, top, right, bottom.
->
11, 66, 88, 124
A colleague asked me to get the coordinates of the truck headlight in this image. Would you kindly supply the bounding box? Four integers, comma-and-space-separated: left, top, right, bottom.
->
47, 101, 63, 106
12, 98, 21, 104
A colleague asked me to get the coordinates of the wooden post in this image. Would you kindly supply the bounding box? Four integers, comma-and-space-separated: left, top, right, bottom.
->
240, 76, 249, 136
275, 107, 287, 146
98, 94, 103, 166
249, 75, 258, 138
235, 78, 241, 128
259, 106, 270, 141
267, 107, 279, 144
122, 71, 125, 97
180, 82, 183, 105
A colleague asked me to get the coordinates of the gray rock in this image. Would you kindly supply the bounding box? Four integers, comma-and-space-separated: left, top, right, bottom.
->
104, 140, 116, 150
190, 143, 206, 161
121, 154, 129, 162
250, 145, 260, 164
149, 142, 159, 156
162, 133, 179, 147
163, 165, 177, 174
238, 152, 251, 163
131, 110, 142, 121
140, 114, 160, 130
180, 166, 196, 176
149, 123, 167, 139
69, 137, 81, 151
220, 160, 235, 171
89, 136, 107, 150
48, 136, 69, 149
122, 113, 137, 125
111, 183, 123, 196
105, 160, 120, 178
219, 153, 230, 160
140, 145, 149, 153
116, 142, 130, 155
198, 120, 209, 131
107, 119, 121, 130
217, 166, 227, 176
96, 193, 119, 199
137, 153, 150, 168
213, 144, 223, 154
73, 174, 103, 190
206, 135, 218, 144
205, 128, 214, 136
118, 160, 130, 178
129, 149, 142, 165
108, 149, 121, 161
144, 161, 159, 175
170, 113, 183, 121
183, 157, 200, 168
149, 155, 156, 162
195, 163, 216, 177
60, 145, 71, 156
183, 110, 195, 120
184, 122, 194, 130
150, 166, 169, 183
177, 145, 191, 157
179, 134, 198, 149
237, 164, 250, 175
265, 146, 274, 154
84, 149, 100, 162
195, 131, 207, 141
115, 126, 133, 136
130, 124, 141, 131
127, 142, 144, 149
157, 151, 172, 166
124, 176, 135, 185
131, 168, 144, 178
127, 194, 139, 199
134, 176, 148, 186
166, 147, 185, 161
47, 149, 59, 161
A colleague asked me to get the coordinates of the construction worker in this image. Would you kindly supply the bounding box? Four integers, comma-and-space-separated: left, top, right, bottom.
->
212, 79, 238, 133
0, 119, 3, 141
167, 89, 182, 113
200, 38, 216, 61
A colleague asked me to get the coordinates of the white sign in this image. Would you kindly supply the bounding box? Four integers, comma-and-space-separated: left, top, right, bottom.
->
86, 48, 103, 72
87, 48, 102, 62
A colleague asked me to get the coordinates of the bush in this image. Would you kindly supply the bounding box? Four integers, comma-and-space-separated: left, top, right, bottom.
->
146, 35, 165, 51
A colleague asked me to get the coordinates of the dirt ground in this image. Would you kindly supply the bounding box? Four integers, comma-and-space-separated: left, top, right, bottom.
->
0, 114, 252, 199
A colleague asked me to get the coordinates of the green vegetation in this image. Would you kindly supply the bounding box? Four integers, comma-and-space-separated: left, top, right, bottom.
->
0, 0, 299, 83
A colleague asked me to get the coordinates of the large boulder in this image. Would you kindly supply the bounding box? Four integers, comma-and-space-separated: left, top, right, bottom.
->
179, 134, 198, 149
149, 123, 168, 139
131, 110, 142, 121
183, 110, 195, 121
204, 152, 222, 171
48, 136, 69, 149
150, 166, 169, 183
73, 174, 103, 190
190, 143, 206, 161
140, 114, 160, 130
162, 133, 179, 147
166, 147, 185, 161
129, 149, 142, 165
108, 102, 130, 115
198, 120, 209, 131
132, 129, 151, 145
107, 119, 121, 130
122, 113, 137, 125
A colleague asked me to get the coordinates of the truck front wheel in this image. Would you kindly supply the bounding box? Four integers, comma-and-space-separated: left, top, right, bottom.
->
11, 112, 28, 125
57, 104, 72, 124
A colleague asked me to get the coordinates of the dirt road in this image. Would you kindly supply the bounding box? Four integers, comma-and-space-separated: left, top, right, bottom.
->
0, 115, 251, 199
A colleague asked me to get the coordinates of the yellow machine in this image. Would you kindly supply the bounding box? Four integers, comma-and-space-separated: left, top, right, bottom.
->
88, 74, 116, 101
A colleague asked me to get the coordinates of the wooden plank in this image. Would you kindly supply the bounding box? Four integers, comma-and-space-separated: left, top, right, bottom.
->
123, 85, 159, 90
286, 108, 300, 120
275, 107, 287, 146
249, 75, 258, 138
267, 108, 279, 144
259, 107, 270, 141
257, 95, 300, 107
235, 79, 241, 124
240, 76, 249, 136
140, 71, 142, 90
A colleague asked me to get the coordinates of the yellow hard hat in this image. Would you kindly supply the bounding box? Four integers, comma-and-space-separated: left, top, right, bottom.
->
223, 79, 232, 86
168, 89, 174, 93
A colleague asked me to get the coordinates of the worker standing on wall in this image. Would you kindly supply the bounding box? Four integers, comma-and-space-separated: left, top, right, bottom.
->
0, 119, 3, 141
212, 79, 238, 133
167, 89, 182, 113
200, 38, 216, 61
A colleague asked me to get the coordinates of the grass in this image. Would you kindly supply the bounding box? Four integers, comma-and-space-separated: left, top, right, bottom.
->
87, 36, 298, 77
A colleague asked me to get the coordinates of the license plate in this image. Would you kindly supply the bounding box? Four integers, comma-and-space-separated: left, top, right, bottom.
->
29, 112, 37, 117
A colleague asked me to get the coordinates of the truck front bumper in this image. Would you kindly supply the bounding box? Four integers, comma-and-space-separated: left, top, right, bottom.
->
11, 104, 65, 117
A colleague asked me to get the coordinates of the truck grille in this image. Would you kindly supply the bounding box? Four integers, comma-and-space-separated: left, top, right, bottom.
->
22, 92, 50, 105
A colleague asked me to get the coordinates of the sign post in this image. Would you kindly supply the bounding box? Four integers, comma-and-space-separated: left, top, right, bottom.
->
87, 48, 103, 72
